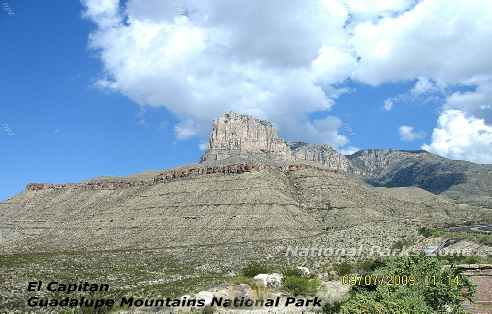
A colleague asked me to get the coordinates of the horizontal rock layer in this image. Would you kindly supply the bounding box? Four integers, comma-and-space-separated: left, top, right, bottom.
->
25, 162, 337, 191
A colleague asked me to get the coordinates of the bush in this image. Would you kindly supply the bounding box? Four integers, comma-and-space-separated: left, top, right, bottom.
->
322, 301, 342, 314
391, 238, 413, 251
241, 261, 272, 278
281, 266, 304, 277
355, 259, 383, 274
333, 262, 353, 276
283, 275, 320, 296
418, 227, 435, 238
338, 255, 476, 314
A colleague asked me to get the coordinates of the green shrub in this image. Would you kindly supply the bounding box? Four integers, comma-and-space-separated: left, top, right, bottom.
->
322, 301, 342, 314
338, 255, 476, 314
418, 227, 435, 238
241, 261, 272, 278
283, 275, 320, 296
355, 259, 383, 274
391, 238, 413, 251
281, 266, 304, 277
333, 262, 353, 276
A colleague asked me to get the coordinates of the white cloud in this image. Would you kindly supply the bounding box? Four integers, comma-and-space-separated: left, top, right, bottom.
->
82, 0, 358, 148
1, 123, 14, 136
422, 110, 492, 163
399, 125, 424, 141
82, 0, 492, 162
444, 78, 492, 120
352, 0, 492, 85
81, 0, 120, 28
342, 0, 415, 20
383, 99, 393, 111
309, 116, 348, 146
411, 77, 438, 96
175, 120, 198, 139
339, 146, 360, 155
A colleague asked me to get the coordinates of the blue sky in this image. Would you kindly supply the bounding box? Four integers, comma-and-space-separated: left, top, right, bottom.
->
1, 0, 492, 200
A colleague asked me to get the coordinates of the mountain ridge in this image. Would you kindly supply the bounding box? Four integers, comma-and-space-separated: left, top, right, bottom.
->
198, 112, 492, 208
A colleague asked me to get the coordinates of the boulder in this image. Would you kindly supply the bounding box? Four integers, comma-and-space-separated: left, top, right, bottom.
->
253, 273, 283, 288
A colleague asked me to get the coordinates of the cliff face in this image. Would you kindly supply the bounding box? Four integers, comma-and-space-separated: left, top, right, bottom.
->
200, 112, 353, 172
200, 112, 291, 163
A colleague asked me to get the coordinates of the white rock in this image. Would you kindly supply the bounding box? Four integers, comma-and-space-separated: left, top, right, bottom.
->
195, 291, 214, 306
296, 266, 311, 276
253, 273, 283, 288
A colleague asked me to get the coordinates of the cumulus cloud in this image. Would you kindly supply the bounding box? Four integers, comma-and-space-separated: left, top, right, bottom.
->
444, 78, 492, 121
350, 0, 492, 162
81, 0, 359, 148
352, 0, 492, 85
82, 0, 492, 162
399, 125, 424, 141
422, 110, 492, 163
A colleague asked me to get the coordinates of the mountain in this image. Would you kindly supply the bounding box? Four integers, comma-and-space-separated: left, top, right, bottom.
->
200, 112, 354, 172
347, 149, 492, 208
201, 112, 492, 208
1, 112, 492, 311
2, 111, 491, 256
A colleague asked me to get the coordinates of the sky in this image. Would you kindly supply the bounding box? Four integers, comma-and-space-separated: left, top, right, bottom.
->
1, 0, 492, 200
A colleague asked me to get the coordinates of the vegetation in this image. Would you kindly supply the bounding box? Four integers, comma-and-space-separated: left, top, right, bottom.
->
281, 266, 305, 277
238, 262, 321, 296
418, 226, 435, 238
283, 275, 320, 296
241, 261, 273, 277
331, 259, 383, 276
331, 255, 476, 314
332, 262, 353, 276
391, 238, 414, 251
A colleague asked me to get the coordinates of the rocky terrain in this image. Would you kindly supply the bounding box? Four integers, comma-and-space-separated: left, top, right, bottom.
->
348, 149, 492, 208
1, 111, 492, 312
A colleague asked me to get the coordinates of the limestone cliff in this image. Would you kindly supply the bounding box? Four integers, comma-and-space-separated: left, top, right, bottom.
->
200, 112, 353, 172
200, 112, 291, 163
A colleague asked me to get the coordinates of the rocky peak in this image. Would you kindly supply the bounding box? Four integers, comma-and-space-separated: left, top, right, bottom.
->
200, 112, 291, 163
200, 112, 354, 172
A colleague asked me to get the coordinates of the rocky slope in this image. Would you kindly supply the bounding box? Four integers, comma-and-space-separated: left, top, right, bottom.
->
289, 142, 354, 173
348, 149, 492, 208
4, 112, 492, 254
